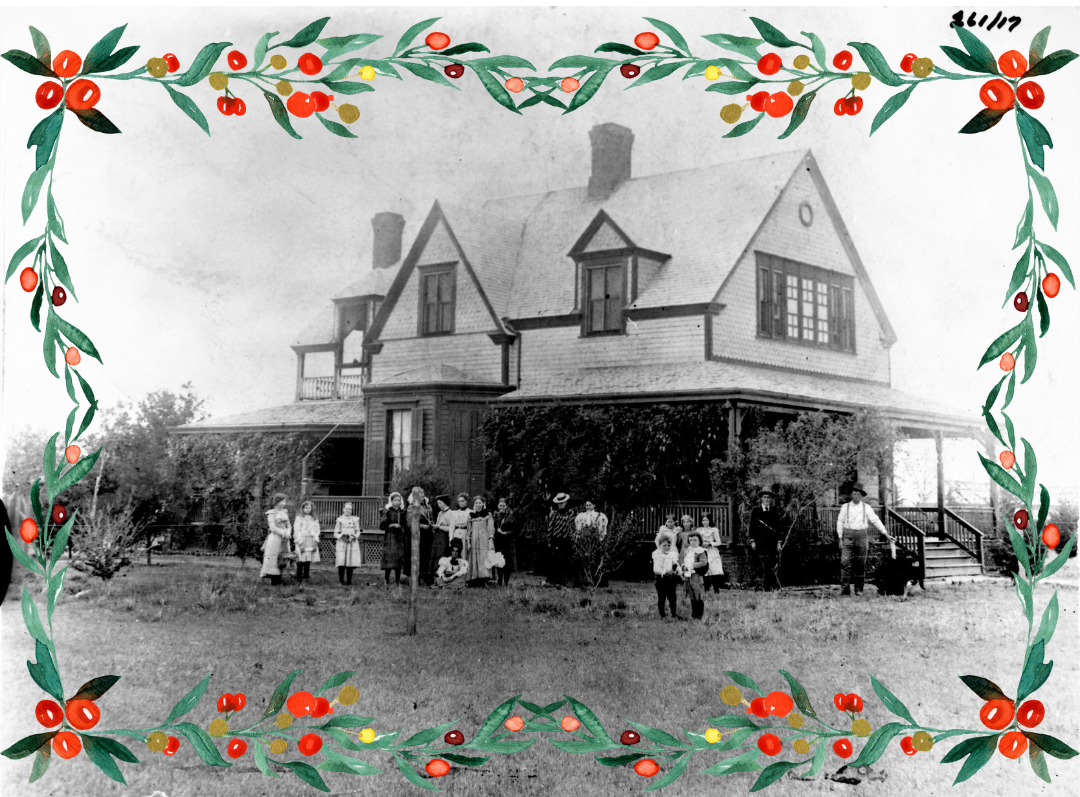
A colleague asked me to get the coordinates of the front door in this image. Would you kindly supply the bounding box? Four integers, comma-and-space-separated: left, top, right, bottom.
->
449, 405, 487, 497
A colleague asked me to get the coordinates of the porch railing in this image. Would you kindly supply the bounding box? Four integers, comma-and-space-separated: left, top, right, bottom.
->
885, 509, 927, 583
943, 508, 985, 564
299, 373, 364, 401
308, 496, 383, 529
634, 503, 732, 544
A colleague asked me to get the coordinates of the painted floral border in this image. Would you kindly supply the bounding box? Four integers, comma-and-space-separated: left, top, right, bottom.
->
1, 13, 1077, 793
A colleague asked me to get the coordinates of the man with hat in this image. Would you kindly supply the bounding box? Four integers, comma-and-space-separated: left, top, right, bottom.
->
545, 493, 576, 585
747, 489, 783, 591
836, 482, 888, 596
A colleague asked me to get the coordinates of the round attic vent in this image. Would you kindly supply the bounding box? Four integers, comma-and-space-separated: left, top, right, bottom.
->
799, 201, 813, 227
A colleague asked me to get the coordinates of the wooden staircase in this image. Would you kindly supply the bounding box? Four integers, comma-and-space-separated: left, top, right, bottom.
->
923, 537, 984, 579
885, 506, 988, 582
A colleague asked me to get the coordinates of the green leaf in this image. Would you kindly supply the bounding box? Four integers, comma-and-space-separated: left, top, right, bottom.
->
253, 31, 278, 69
441, 753, 489, 766
702, 749, 763, 775
716, 727, 756, 751
1020, 437, 1038, 499
625, 720, 686, 748
1008, 527, 1031, 576
706, 58, 755, 81
1014, 572, 1034, 628
319, 79, 374, 95
263, 668, 302, 718
778, 89, 817, 139
706, 79, 760, 94
172, 722, 231, 766
29, 26, 51, 66
395, 59, 459, 89
1, 731, 57, 760
72, 108, 122, 135
1002, 411, 1015, 449
643, 17, 691, 55
22, 162, 51, 224
56, 446, 102, 496
465, 64, 520, 114
63, 406, 78, 445
596, 42, 645, 56
870, 84, 916, 136
88, 45, 139, 75
82, 737, 127, 783
805, 739, 828, 777
644, 750, 692, 791
1024, 732, 1079, 759
318, 751, 382, 774
31, 480, 44, 527
1016, 106, 1053, 172
69, 674, 121, 702
5, 235, 44, 283
628, 60, 692, 88
398, 720, 459, 748
597, 752, 646, 766
702, 34, 763, 61
540, 699, 568, 715
47, 193, 67, 244
549, 738, 617, 754
28, 640, 64, 703
252, 739, 281, 778
983, 373, 1008, 413
22, 586, 49, 645
979, 453, 1025, 504
393, 754, 439, 791
948, 734, 998, 784
751, 760, 803, 791
953, 25, 999, 74
173, 42, 232, 87
847, 42, 905, 86
1004, 242, 1032, 305
84, 734, 138, 764
261, 91, 302, 139
978, 319, 1024, 367
30, 279, 44, 332
1038, 242, 1074, 288
724, 111, 765, 138
849, 723, 903, 767
321, 34, 382, 62
959, 107, 1010, 135
1033, 592, 1059, 649
1029, 26, 1051, 67
49, 238, 75, 299
473, 56, 536, 71
549, 55, 616, 71
34, 111, 63, 171
1038, 535, 1076, 580
564, 695, 615, 744
1028, 167, 1059, 229
750, 18, 800, 49
278, 760, 331, 792
869, 674, 917, 726
315, 112, 358, 138
46, 567, 66, 621
29, 747, 50, 782
1, 49, 58, 77
1022, 50, 1079, 78
778, 670, 816, 718
722, 671, 764, 696
394, 17, 440, 56
802, 31, 827, 68
80, 24, 128, 75
318, 714, 375, 729
704, 714, 758, 728
163, 84, 210, 136
563, 63, 616, 114
1016, 639, 1053, 703
271, 17, 330, 51
6, 529, 45, 577
316, 670, 358, 696
440, 42, 490, 57
464, 695, 518, 747
43, 432, 60, 508
465, 739, 532, 754
43, 310, 60, 378
1036, 288, 1049, 337
1029, 744, 1052, 783
323, 57, 370, 81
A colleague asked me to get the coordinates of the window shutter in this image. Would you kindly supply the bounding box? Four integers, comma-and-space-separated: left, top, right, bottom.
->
829, 285, 841, 348
410, 408, 424, 465
366, 439, 386, 496
758, 267, 770, 336
844, 287, 855, 350
773, 269, 785, 337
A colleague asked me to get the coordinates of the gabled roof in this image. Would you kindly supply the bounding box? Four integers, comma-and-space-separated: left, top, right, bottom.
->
333, 263, 399, 301
294, 263, 401, 349
370, 363, 502, 388
171, 401, 364, 434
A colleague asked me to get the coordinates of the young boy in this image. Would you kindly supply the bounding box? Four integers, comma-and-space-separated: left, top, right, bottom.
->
651, 536, 681, 619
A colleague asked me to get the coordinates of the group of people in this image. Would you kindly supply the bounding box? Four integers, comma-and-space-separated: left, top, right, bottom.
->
536, 493, 611, 587
651, 513, 726, 620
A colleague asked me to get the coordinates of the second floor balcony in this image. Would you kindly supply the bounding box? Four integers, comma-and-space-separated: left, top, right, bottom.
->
299, 373, 364, 401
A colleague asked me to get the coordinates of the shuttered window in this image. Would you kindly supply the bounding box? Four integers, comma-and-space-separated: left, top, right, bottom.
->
755, 252, 855, 352
420, 267, 455, 335
387, 409, 412, 477
585, 263, 624, 334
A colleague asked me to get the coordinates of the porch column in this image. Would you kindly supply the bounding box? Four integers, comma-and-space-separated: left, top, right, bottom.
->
935, 431, 946, 537
295, 353, 305, 401
985, 434, 999, 536
300, 455, 312, 500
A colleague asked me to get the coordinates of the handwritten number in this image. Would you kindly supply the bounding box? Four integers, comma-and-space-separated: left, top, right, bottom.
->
950, 10, 1021, 31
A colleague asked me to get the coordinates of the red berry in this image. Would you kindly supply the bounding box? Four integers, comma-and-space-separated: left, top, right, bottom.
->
1000, 353, 1016, 372
757, 53, 783, 75
65, 347, 81, 366
444, 64, 465, 79
620, 730, 641, 745
504, 716, 525, 732
1013, 292, 1029, 312
980, 698, 1015, 731
844, 694, 863, 713
634, 758, 660, 777
298, 52, 323, 75
1017, 81, 1045, 110
286, 691, 316, 717
1042, 273, 1060, 299
65, 79, 101, 111
163, 53, 180, 73
832, 738, 853, 758
65, 699, 101, 731
1014, 509, 1029, 529
765, 691, 794, 718
844, 96, 863, 115
425, 32, 451, 51
227, 738, 247, 758
900, 53, 917, 73
65, 445, 80, 464
35, 699, 63, 727
444, 730, 465, 745
833, 98, 847, 116
20, 267, 38, 292
227, 51, 247, 71
560, 77, 580, 93
52, 286, 67, 306
979, 79, 1015, 110
998, 731, 1028, 759
217, 693, 235, 712
833, 50, 853, 70
1042, 524, 1060, 549
757, 733, 783, 756
750, 697, 770, 718
1017, 699, 1045, 728
504, 77, 524, 93
233, 97, 247, 116
217, 96, 235, 116
286, 92, 316, 118
997, 50, 1028, 78
560, 716, 581, 732
634, 32, 660, 51
163, 735, 180, 755
52, 504, 68, 524
900, 735, 917, 756
764, 91, 794, 118
311, 697, 331, 718
52, 50, 82, 78
749, 90, 770, 112
20, 518, 39, 543
297, 733, 322, 756
833, 693, 847, 711
1000, 450, 1016, 469
36, 81, 64, 110
53, 731, 82, 759
620, 63, 640, 79
426, 758, 451, 777
310, 91, 331, 112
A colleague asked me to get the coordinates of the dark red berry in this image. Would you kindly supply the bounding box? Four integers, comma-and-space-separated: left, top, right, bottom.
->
900, 53, 916, 73
217, 96, 234, 116
52, 504, 68, 524
845, 96, 863, 115
444, 64, 465, 79
52, 286, 67, 306
620, 63, 640, 79
444, 730, 465, 745
1014, 509, 1029, 530
1014, 292, 1029, 312
620, 730, 641, 745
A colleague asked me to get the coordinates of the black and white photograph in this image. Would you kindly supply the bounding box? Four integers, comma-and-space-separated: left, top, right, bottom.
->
1, 5, 1078, 796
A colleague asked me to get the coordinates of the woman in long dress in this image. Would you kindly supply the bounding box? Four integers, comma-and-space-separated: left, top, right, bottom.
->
334, 502, 362, 586
430, 495, 453, 584
448, 492, 471, 555
492, 498, 518, 587
380, 492, 409, 586
293, 500, 321, 582
260, 493, 292, 586
697, 513, 725, 592
465, 495, 495, 587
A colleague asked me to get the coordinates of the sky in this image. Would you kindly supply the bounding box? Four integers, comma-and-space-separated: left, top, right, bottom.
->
1, 5, 1078, 501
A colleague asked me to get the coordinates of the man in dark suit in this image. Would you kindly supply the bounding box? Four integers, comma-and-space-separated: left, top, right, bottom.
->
747, 489, 783, 591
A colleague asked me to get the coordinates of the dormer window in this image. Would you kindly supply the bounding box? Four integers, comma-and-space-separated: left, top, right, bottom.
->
419, 264, 455, 335
585, 260, 625, 335
756, 252, 855, 352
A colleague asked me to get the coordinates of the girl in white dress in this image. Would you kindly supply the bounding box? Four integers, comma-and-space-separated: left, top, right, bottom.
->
334, 502, 362, 586
697, 514, 724, 592
293, 500, 321, 581
260, 494, 292, 586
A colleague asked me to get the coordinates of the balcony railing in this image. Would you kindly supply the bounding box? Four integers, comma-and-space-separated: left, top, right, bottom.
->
299, 373, 364, 401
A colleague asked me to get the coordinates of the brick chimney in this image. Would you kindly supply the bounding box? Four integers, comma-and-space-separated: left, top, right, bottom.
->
587, 123, 634, 201
371, 212, 405, 269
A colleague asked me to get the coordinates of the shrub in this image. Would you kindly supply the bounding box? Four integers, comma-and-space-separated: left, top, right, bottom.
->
389, 457, 451, 501
572, 512, 640, 592
70, 507, 144, 580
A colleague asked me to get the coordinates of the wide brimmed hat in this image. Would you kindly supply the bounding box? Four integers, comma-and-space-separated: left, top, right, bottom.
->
553, 492, 570, 504
434, 494, 451, 507
850, 482, 868, 496
758, 489, 776, 498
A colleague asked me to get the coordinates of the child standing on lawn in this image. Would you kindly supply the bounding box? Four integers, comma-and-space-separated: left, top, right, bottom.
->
293, 500, 321, 581
682, 531, 710, 620
652, 535, 682, 619
334, 502, 362, 586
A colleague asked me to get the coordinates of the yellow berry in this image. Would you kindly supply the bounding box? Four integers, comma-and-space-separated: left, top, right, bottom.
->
269, 738, 288, 755
912, 731, 934, 751
912, 57, 934, 78
852, 718, 872, 737
792, 738, 810, 755
145, 58, 168, 78
720, 685, 743, 705
704, 65, 721, 81
358, 65, 376, 81
276, 80, 293, 96
208, 72, 228, 90
338, 684, 361, 705
208, 718, 229, 737
788, 80, 804, 96
787, 713, 805, 729
720, 103, 743, 124
146, 731, 168, 752
270, 54, 287, 70
358, 727, 376, 744
337, 104, 360, 125
275, 712, 293, 729
793, 54, 810, 70
852, 72, 872, 90
704, 727, 722, 744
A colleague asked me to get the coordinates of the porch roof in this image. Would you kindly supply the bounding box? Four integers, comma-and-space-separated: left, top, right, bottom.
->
171, 400, 364, 435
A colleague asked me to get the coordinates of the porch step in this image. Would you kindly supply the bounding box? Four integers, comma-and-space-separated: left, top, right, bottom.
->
920, 538, 983, 579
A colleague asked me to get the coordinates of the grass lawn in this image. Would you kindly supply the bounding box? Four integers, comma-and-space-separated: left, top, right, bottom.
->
1, 555, 1078, 797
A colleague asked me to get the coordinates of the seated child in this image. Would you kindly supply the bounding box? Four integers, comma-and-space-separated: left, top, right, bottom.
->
436, 540, 469, 589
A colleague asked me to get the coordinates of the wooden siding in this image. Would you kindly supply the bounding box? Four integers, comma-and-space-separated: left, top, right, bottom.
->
362, 393, 437, 496
374, 333, 504, 385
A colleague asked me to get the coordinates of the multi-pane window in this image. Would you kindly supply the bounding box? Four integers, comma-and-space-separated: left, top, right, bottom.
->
757, 253, 855, 351
420, 268, 454, 335
586, 263, 624, 334
387, 409, 412, 476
